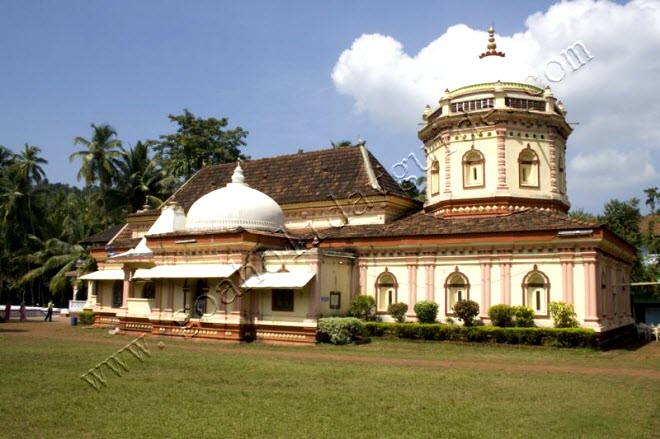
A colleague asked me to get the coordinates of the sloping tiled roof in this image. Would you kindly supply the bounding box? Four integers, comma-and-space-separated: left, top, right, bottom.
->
160, 146, 411, 213
310, 209, 602, 240
79, 224, 126, 246
640, 214, 660, 237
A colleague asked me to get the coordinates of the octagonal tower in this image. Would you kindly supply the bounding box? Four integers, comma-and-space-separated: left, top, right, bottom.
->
419, 27, 572, 217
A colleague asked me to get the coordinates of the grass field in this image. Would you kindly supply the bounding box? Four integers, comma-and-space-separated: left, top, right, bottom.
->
1, 319, 658, 439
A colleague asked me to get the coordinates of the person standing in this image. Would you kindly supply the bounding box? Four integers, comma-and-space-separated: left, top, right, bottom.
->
19, 302, 27, 321
45, 300, 53, 322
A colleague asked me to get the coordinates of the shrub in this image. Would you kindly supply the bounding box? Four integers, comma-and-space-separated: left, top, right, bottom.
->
387, 302, 408, 323
512, 306, 535, 327
349, 295, 376, 321
414, 300, 439, 324
364, 322, 396, 337
488, 304, 514, 327
317, 317, 365, 345
452, 299, 480, 326
77, 310, 95, 325
549, 301, 579, 328
445, 317, 455, 325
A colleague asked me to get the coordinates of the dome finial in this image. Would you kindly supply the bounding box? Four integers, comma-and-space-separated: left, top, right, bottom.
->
231, 162, 246, 185
479, 25, 505, 59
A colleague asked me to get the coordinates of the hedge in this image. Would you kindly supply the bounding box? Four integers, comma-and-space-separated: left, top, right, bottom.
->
77, 310, 95, 325
364, 322, 596, 348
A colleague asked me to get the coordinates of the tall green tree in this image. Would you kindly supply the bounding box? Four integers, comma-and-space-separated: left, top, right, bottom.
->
20, 236, 93, 299
70, 123, 123, 226
11, 144, 47, 185
644, 187, 659, 214
110, 141, 174, 214
152, 109, 249, 181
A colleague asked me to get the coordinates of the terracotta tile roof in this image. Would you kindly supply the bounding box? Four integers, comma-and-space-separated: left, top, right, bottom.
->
309, 209, 602, 240
157, 146, 410, 213
79, 224, 126, 246
640, 214, 660, 237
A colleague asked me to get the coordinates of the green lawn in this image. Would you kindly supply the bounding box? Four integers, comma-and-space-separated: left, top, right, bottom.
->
0, 321, 658, 438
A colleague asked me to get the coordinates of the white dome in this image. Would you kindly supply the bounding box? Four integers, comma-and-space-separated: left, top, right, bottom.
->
185, 164, 285, 233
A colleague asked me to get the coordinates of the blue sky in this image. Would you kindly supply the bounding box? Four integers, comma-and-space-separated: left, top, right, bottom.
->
1, 0, 655, 214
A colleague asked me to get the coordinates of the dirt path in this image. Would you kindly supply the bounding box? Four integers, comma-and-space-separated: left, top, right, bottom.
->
4, 318, 660, 379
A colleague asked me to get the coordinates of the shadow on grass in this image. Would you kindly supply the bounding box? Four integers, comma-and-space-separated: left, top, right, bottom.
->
600, 337, 656, 352
0, 327, 29, 333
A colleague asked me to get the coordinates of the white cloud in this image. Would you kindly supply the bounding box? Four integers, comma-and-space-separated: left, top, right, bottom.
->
332, 0, 660, 212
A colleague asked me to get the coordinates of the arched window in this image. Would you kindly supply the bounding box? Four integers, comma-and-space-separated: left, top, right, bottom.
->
462, 149, 484, 188
430, 160, 440, 195
112, 280, 123, 308
557, 150, 566, 194
518, 146, 539, 188
375, 271, 398, 313
522, 267, 549, 316
445, 268, 470, 315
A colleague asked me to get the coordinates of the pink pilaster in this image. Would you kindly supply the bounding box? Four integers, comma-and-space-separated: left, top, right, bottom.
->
425, 265, 435, 301
560, 254, 574, 304
359, 262, 367, 295
443, 134, 452, 195
480, 261, 491, 317
548, 128, 559, 194
496, 127, 507, 191
499, 260, 511, 305
583, 254, 598, 321
407, 263, 417, 316
121, 268, 134, 310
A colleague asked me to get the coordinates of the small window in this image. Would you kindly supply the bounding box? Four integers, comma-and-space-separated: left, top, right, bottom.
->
376, 272, 398, 312
462, 150, 484, 188
445, 269, 470, 315
523, 269, 549, 316
330, 291, 341, 310
518, 147, 539, 188
430, 160, 440, 195
272, 289, 294, 312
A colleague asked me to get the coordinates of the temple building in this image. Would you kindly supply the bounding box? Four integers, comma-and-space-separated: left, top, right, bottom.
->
80, 28, 635, 343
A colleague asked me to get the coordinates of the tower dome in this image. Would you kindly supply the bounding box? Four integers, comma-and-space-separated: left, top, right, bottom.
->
185, 164, 285, 233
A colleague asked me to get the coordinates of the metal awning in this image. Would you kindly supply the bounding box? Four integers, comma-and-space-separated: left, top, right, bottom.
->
79, 269, 151, 281
241, 271, 315, 289
132, 264, 242, 280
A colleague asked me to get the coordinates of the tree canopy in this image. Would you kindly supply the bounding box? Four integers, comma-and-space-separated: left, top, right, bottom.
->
152, 109, 249, 180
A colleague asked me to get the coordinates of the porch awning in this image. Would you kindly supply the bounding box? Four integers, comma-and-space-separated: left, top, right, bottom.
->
241, 271, 315, 289
79, 269, 151, 281
132, 264, 242, 280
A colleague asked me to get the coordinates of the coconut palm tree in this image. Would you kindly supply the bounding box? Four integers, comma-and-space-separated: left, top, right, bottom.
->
20, 236, 93, 298
70, 123, 122, 226
110, 141, 174, 214
11, 144, 47, 185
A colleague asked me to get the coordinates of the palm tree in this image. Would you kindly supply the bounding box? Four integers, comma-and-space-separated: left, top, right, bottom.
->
11, 144, 47, 185
9, 144, 48, 236
20, 236, 93, 298
111, 141, 174, 214
70, 123, 122, 226
0, 145, 14, 169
